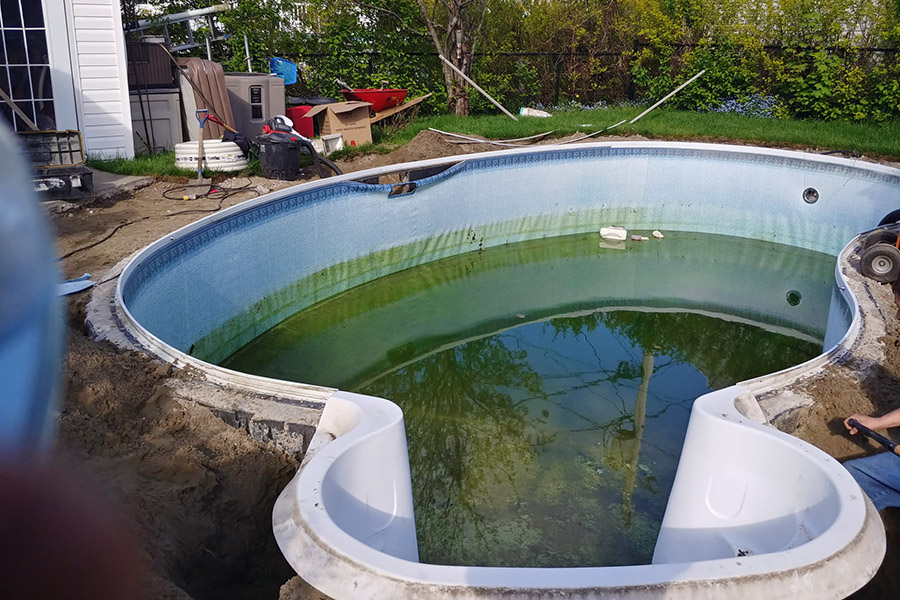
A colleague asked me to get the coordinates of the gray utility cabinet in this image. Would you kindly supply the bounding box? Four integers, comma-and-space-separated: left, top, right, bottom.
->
224, 73, 286, 137
130, 89, 183, 152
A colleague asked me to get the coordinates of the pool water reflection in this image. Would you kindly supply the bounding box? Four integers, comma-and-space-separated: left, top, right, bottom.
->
223, 231, 833, 567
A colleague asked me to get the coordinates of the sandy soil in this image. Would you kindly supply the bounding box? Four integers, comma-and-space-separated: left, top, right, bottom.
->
49, 130, 899, 599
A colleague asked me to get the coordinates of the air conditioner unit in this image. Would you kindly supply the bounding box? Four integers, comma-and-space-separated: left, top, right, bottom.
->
224, 73, 285, 137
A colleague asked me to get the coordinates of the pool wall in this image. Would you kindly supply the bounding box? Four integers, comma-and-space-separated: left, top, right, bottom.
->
118, 142, 900, 373
231, 232, 833, 388
111, 141, 900, 598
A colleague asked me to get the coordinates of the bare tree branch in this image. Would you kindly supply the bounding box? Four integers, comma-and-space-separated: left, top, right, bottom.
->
416, 0, 447, 55
470, 0, 488, 53
357, 1, 429, 37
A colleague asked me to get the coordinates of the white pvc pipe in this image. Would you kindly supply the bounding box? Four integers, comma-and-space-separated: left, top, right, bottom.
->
134, 3, 229, 29
630, 70, 706, 124
439, 55, 518, 121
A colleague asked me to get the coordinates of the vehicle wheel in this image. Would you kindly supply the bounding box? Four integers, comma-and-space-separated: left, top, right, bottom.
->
878, 209, 900, 226
863, 228, 898, 250
860, 243, 900, 283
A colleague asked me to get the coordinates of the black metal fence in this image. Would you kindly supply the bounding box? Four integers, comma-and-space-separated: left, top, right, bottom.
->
237, 42, 900, 116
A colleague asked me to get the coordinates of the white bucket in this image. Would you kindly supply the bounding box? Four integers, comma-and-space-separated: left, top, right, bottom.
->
174, 140, 249, 172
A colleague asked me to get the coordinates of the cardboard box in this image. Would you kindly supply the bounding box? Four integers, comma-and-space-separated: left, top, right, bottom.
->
304, 101, 373, 147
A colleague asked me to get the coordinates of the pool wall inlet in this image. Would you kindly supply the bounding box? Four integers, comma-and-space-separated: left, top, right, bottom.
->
108, 142, 900, 598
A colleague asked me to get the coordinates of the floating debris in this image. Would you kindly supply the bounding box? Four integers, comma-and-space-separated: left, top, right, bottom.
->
516, 314, 526, 319
600, 226, 627, 241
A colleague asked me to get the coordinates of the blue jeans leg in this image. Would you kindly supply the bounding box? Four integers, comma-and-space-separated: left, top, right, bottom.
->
844, 452, 900, 511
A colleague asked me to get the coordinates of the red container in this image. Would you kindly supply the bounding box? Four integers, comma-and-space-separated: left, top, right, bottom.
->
340, 88, 407, 112
285, 105, 314, 138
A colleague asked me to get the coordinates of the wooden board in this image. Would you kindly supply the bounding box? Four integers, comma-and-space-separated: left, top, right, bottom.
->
369, 93, 433, 124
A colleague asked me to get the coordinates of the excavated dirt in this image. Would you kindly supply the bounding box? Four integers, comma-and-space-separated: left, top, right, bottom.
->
49, 130, 899, 599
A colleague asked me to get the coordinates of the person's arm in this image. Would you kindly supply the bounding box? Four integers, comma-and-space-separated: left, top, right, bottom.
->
844, 407, 900, 435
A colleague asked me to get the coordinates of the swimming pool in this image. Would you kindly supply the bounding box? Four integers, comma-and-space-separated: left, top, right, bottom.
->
111, 141, 896, 599
223, 232, 834, 568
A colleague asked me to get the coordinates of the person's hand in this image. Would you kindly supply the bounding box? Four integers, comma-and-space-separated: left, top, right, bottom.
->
845, 414, 882, 435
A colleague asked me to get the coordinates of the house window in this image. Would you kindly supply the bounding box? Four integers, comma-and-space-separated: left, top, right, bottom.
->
0, 0, 55, 131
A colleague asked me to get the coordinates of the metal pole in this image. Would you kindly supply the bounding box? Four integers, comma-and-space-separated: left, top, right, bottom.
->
629, 69, 706, 124
439, 54, 517, 121
205, 36, 211, 61
244, 34, 252, 72
554, 55, 561, 106
136, 42, 156, 152
132, 3, 229, 30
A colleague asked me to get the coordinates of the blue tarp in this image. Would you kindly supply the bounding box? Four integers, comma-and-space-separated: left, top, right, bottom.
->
270, 57, 298, 85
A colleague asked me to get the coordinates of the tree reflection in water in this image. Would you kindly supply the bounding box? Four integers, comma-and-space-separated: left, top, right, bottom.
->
219, 232, 833, 567
360, 310, 821, 568
363, 335, 548, 567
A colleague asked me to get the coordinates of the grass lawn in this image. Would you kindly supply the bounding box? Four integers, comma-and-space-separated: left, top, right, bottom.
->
379, 108, 900, 158
90, 108, 900, 176
87, 151, 198, 178
86, 152, 264, 178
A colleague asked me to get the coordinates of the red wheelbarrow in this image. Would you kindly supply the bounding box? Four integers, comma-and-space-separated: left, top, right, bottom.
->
339, 87, 408, 112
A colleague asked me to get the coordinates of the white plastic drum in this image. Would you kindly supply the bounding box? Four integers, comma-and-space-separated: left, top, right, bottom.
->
174, 140, 249, 172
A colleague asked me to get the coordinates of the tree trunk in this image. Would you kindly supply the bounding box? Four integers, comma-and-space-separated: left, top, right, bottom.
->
445, 55, 471, 115
417, 0, 484, 117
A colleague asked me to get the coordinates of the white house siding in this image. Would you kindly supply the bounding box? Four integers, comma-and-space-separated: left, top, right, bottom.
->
68, 0, 134, 157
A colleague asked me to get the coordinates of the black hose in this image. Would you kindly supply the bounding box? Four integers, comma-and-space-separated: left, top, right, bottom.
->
820, 149, 860, 158
295, 139, 342, 178
318, 154, 343, 176
62, 179, 256, 260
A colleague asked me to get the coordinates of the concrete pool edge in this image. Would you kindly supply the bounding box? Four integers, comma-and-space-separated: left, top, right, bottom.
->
83, 141, 900, 597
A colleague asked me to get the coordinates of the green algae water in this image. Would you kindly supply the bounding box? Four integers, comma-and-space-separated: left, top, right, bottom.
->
222, 232, 835, 568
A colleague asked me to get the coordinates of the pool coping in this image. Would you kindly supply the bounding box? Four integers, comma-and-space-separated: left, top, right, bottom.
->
84, 140, 896, 597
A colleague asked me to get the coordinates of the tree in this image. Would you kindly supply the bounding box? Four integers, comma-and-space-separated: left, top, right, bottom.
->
415, 0, 489, 115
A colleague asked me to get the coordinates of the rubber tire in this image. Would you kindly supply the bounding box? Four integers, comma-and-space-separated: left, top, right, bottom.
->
878, 209, 900, 226
863, 228, 898, 250
860, 243, 900, 283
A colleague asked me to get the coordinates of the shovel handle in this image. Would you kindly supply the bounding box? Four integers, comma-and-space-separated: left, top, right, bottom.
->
196, 109, 208, 177
848, 418, 900, 456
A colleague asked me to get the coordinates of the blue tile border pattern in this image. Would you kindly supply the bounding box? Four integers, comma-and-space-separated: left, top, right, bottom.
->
119, 142, 900, 362
122, 145, 899, 307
